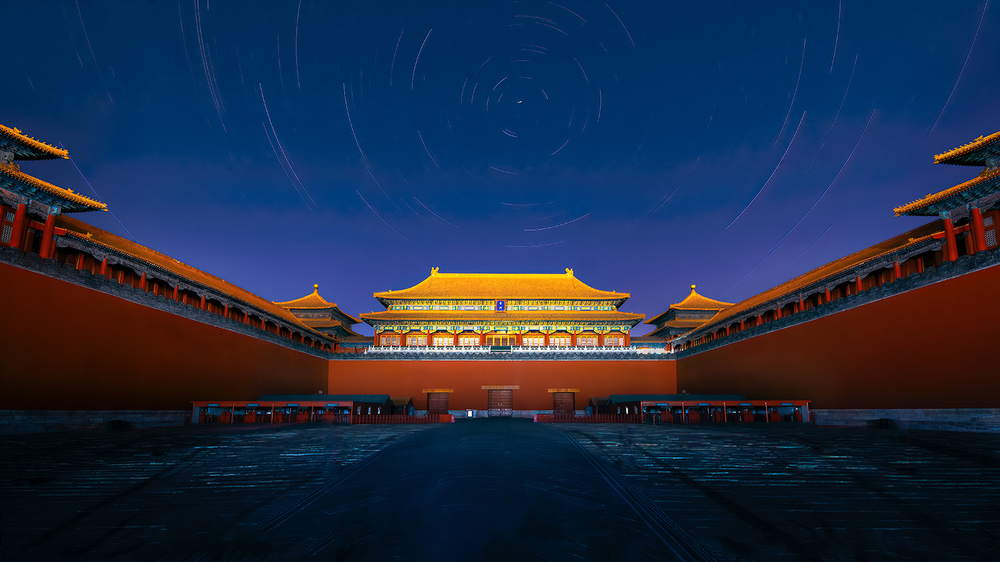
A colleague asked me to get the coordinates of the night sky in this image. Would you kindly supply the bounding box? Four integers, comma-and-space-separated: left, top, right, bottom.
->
5, 1, 998, 336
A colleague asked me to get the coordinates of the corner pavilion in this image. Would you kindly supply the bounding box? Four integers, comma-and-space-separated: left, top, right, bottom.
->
361, 268, 644, 348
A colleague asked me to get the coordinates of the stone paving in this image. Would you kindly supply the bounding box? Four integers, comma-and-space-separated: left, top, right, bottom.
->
2, 420, 998, 560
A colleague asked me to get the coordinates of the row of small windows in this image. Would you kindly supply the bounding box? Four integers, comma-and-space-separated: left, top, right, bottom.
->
388, 302, 616, 311
377, 332, 626, 347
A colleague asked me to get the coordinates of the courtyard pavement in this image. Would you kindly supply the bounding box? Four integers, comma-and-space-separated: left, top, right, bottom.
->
1, 420, 998, 560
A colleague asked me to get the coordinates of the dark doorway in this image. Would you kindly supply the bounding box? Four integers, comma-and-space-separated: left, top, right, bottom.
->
487, 389, 513, 417
427, 392, 450, 416
552, 392, 575, 416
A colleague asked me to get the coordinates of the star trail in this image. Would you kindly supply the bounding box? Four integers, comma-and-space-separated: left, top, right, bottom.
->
4, 0, 998, 335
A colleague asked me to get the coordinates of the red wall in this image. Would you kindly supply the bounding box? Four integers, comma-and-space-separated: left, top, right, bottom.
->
677, 263, 1000, 409
329, 360, 677, 411
0, 264, 329, 410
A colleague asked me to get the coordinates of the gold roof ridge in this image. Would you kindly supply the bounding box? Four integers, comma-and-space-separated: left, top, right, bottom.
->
0, 124, 69, 160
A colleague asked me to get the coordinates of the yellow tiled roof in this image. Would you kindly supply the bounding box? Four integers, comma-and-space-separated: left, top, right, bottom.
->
55, 215, 331, 341
360, 309, 644, 325
374, 268, 629, 302
686, 221, 942, 334
645, 285, 732, 325
669, 285, 733, 311
274, 284, 334, 309
933, 131, 1000, 165
0, 124, 69, 160
0, 162, 107, 212
894, 168, 1000, 216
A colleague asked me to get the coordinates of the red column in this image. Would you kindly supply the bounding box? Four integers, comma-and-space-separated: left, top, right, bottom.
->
972, 207, 988, 252
624, 332, 630, 346
543, 333, 549, 346
9, 203, 27, 249
825, 288, 831, 303
223, 303, 229, 317
173, 285, 179, 300
100, 257, 108, 277
139, 272, 147, 291
570, 333, 577, 346
917, 257, 925, 274
75, 253, 85, 270
479, 333, 485, 346
199, 295, 206, 310
893, 261, 902, 281
775, 306, 782, 319
39, 214, 56, 259
598, 333, 605, 346
243, 311, 249, 324
453, 332, 458, 346
855, 276, 863, 294
943, 217, 958, 262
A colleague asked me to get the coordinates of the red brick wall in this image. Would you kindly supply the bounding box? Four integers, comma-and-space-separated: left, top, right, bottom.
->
677, 263, 1000, 409
329, 359, 677, 411
0, 264, 328, 410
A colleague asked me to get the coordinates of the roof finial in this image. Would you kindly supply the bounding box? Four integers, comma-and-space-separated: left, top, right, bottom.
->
313, 284, 319, 292
691, 284, 697, 293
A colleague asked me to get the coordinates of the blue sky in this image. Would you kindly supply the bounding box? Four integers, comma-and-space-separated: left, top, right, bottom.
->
5, 1, 998, 335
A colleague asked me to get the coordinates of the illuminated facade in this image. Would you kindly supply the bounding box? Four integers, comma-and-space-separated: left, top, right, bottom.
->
674, 130, 1000, 352
1, 124, 106, 256
3, 123, 1000, 427
360, 268, 644, 348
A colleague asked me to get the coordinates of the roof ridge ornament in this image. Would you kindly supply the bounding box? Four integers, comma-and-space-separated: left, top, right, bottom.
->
565, 268, 574, 276
431, 267, 439, 275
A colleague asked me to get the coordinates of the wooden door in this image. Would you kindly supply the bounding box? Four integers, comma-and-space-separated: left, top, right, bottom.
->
552, 392, 575, 416
487, 389, 513, 417
427, 392, 450, 416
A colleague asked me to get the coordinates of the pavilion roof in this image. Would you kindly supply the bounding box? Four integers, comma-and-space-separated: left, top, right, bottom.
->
894, 168, 1000, 216
0, 124, 69, 160
55, 215, 332, 342
273, 284, 361, 324
645, 285, 732, 325
681, 221, 943, 336
0, 162, 107, 213
933, 131, 1000, 167
360, 309, 644, 326
373, 268, 629, 306
647, 318, 707, 337
299, 319, 363, 337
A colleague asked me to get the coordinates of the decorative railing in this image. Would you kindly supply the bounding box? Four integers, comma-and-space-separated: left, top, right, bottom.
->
365, 345, 642, 354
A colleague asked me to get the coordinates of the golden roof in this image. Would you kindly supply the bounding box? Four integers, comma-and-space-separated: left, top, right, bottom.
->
374, 268, 629, 304
645, 285, 732, 325
55, 215, 332, 341
683, 221, 943, 336
0, 162, 107, 212
670, 285, 733, 310
0, 124, 69, 160
274, 285, 361, 324
360, 309, 644, 325
648, 318, 709, 337
894, 167, 1000, 216
933, 131, 1000, 166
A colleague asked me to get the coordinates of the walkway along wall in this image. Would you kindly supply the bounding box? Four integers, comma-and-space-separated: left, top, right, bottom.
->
0, 263, 329, 410
675, 262, 1000, 409
328, 359, 677, 412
